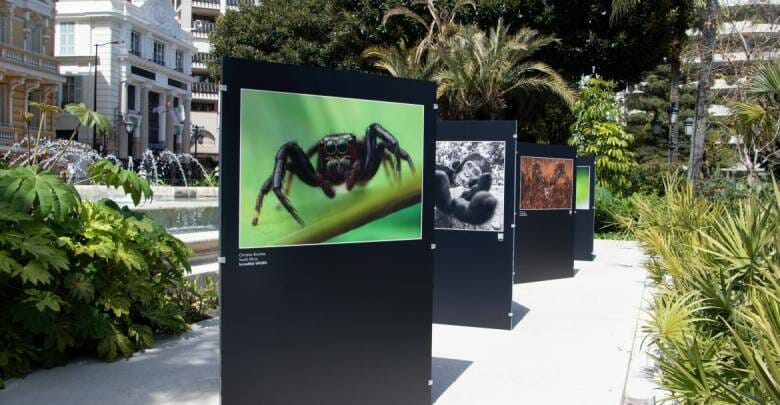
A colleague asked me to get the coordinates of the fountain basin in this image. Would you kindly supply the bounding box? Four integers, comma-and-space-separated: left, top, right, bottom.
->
76, 185, 218, 202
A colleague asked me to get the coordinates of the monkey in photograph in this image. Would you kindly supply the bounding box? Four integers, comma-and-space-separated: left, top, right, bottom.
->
435, 153, 498, 225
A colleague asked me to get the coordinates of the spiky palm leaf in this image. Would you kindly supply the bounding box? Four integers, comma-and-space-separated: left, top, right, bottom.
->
434, 21, 576, 119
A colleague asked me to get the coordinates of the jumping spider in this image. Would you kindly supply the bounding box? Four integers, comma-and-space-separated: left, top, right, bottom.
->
251, 123, 415, 227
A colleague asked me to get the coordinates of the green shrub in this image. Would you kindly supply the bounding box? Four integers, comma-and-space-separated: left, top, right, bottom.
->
0, 163, 193, 388
594, 186, 658, 239
626, 175, 780, 402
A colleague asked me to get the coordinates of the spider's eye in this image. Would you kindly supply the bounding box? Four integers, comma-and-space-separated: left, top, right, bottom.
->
337, 139, 348, 154
325, 141, 336, 155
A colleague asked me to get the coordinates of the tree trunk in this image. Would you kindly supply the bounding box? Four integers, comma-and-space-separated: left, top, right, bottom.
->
688, 0, 719, 181
669, 54, 681, 163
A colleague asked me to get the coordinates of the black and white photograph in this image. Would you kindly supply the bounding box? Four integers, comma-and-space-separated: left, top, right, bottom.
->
434, 140, 506, 232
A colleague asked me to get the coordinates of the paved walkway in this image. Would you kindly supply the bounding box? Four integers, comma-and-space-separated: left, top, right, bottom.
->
1, 240, 647, 405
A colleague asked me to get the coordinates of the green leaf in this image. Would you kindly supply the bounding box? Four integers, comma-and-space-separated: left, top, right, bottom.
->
97, 327, 133, 361
87, 160, 153, 206
23, 289, 63, 312
64, 273, 95, 302
0, 251, 21, 275
17, 260, 52, 285
0, 165, 80, 220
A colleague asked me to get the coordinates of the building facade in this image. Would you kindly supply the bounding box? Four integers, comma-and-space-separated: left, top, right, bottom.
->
55, 0, 195, 159
0, 0, 63, 152
172, 0, 253, 160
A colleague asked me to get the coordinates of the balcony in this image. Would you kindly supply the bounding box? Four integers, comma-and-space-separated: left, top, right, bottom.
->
192, 52, 213, 70
192, 21, 216, 39
192, 0, 219, 9
0, 43, 59, 75
227, 0, 255, 8
193, 82, 219, 94
192, 82, 219, 101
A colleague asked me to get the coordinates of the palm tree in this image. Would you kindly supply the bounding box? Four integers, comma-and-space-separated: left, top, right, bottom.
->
382, 0, 475, 63
361, 40, 437, 80
728, 61, 780, 183
434, 21, 576, 119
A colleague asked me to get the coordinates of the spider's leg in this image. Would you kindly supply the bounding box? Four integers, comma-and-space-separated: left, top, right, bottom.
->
251, 177, 273, 226
362, 143, 387, 182
275, 170, 295, 209
268, 142, 321, 227
364, 123, 415, 177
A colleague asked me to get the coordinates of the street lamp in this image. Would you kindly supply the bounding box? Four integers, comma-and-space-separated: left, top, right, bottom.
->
92, 40, 124, 152
668, 104, 679, 125
192, 124, 204, 156
124, 114, 140, 160
684, 117, 695, 137
651, 113, 662, 137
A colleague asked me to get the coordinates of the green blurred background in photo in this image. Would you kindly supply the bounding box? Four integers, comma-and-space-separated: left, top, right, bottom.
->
238, 89, 424, 248
576, 166, 591, 210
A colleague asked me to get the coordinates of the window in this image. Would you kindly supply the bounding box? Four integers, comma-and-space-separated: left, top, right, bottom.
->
192, 102, 216, 112
175, 50, 183, 71
0, 85, 6, 125
153, 40, 165, 65
0, 15, 8, 44
127, 85, 136, 111
59, 22, 75, 55
27, 90, 41, 129
60, 76, 82, 107
26, 19, 43, 53
130, 31, 141, 56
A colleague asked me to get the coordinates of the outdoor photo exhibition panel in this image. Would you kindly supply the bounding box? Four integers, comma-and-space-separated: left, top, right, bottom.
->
433, 120, 516, 330
219, 58, 436, 405
574, 156, 596, 261
514, 143, 576, 283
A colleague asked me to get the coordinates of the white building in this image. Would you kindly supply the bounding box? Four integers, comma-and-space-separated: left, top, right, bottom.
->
55, 0, 196, 159
171, 0, 254, 160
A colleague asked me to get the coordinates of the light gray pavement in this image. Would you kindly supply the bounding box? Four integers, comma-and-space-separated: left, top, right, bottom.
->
1, 239, 648, 405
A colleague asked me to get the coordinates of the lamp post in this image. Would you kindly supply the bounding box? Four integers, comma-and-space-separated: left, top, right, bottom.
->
92, 40, 124, 152
684, 117, 694, 137
124, 115, 137, 159
192, 124, 203, 156
651, 112, 662, 137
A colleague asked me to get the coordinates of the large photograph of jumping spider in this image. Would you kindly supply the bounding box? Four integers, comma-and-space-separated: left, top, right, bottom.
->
519, 156, 573, 210
238, 89, 424, 249
435, 141, 505, 232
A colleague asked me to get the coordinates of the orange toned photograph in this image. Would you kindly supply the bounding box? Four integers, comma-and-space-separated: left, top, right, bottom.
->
519, 156, 573, 210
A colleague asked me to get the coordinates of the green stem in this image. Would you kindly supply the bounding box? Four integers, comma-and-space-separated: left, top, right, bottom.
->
276, 179, 422, 245
31, 112, 46, 166
44, 123, 81, 172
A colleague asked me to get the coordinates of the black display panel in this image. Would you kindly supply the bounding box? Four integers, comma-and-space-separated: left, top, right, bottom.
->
219, 58, 436, 405
574, 156, 596, 261
514, 143, 576, 283
433, 121, 516, 330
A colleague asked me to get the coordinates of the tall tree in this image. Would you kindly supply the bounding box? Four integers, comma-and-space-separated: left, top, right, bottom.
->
688, 0, 720, 181
569, 78, 637, 192
611, 0, 699, 163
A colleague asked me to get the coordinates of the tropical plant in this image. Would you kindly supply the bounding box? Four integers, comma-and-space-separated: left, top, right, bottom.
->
381, 0, 475, 62
569, 78, 636, 192
435, 21, 576, 119
726, 62, 780, 184
362, 39, 437, 80
624, 175, 780, 402
0, 158, 194, 388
